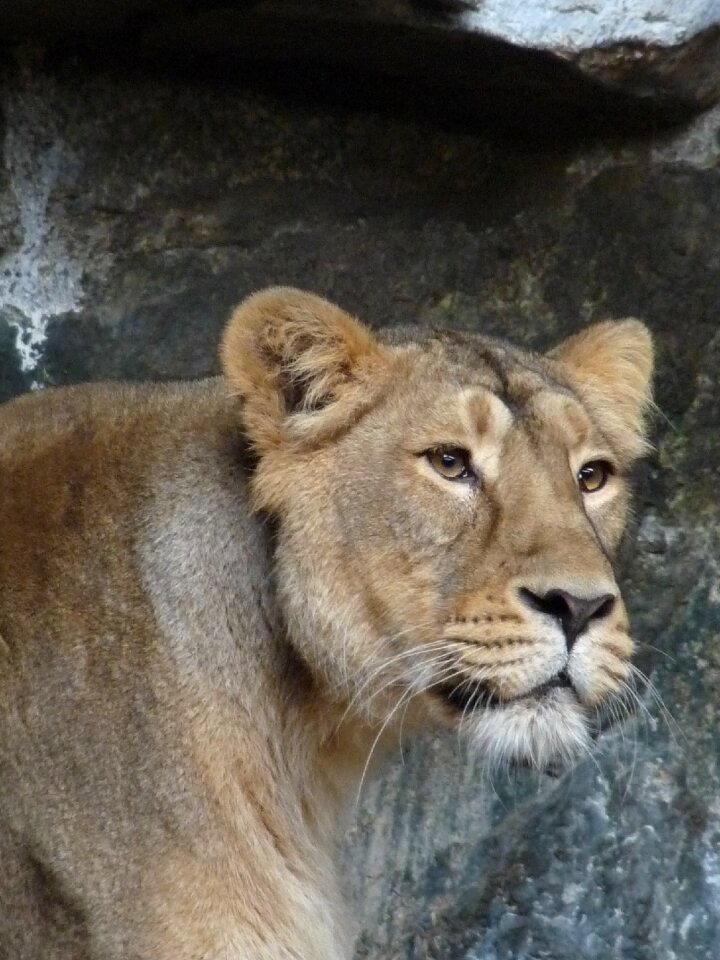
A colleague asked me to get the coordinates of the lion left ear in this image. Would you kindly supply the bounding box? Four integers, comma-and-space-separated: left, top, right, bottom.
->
220, 287, 392, 454
548, 319, 654, 461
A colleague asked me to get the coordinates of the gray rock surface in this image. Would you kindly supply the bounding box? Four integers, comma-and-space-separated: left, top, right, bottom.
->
463, 0, 720, 46
1, 43, 720, 960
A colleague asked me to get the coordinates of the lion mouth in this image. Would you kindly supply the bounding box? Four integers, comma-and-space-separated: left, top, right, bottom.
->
435, 670, 574, 714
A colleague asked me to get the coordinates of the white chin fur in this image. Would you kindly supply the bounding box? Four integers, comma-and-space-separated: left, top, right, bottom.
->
462, 690, 591, 771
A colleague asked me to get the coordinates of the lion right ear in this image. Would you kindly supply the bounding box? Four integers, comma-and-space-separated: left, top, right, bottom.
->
548, 318, 654, 461
220, 287, 392, 453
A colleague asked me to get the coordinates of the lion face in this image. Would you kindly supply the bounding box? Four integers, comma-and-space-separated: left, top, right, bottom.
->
221, 289, 653, 771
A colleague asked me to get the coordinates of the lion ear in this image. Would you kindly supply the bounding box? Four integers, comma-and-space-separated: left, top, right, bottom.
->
220, 287, 391, 453
549, 319, 654, 460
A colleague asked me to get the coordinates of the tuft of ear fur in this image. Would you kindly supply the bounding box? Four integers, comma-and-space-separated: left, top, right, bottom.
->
220, 287, 392, 453
549, 319, 654, 462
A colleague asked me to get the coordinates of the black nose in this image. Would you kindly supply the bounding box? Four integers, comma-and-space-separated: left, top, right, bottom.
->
519, 587, 616, 650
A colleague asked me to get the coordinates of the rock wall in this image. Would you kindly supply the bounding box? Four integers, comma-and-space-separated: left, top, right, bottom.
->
1, 8, 720, 958
3, 1, 720, 131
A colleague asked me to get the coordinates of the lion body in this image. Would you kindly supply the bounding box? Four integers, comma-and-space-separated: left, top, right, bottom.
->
0, 289, 653, 959
0, 381, 352, 959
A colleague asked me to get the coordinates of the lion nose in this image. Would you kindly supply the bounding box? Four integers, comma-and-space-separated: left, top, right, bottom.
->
519, 587, 616, 650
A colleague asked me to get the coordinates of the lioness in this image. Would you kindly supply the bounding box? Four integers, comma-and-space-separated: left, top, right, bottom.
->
0, 288, 653, 959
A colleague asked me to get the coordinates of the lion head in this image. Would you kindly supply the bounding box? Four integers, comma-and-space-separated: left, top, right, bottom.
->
221, 288, 653, 771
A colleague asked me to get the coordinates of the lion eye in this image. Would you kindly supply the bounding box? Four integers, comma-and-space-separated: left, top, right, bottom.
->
426, 447, 475, 482
578, 460, 612, 493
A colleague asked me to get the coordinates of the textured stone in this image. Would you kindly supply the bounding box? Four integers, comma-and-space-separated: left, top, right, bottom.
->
1, 48, 720, 960
0, 307, 30, 401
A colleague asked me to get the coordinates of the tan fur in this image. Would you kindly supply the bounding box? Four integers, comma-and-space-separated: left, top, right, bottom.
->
0, 289, 653, 959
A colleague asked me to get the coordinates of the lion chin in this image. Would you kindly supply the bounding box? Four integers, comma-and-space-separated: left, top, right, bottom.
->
460, 690, 591, 772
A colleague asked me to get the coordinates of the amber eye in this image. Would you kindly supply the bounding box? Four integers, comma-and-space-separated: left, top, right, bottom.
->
426, 447, 475, 482
578, 460, 612, 493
